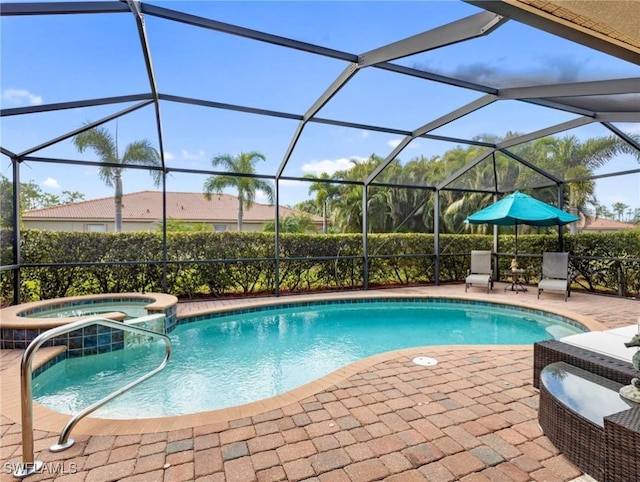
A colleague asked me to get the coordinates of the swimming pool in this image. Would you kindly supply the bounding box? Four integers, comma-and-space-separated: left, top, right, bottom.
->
33, 298, 585, 418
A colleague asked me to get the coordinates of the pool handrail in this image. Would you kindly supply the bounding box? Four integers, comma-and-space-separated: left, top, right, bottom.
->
15, 315, 171, 479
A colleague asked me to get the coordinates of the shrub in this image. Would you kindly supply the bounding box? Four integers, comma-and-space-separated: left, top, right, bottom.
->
1, 228, 638, 304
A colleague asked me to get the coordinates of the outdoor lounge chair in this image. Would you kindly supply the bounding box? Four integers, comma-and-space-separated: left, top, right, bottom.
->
465, 250, 493, 293
537, 252, 570, 301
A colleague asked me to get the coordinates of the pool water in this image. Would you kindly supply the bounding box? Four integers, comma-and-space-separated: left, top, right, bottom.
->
27, 302, 149, 319
33, 300, 583, 418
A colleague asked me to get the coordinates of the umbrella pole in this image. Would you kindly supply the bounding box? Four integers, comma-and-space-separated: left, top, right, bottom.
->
510, 221, 519, 270
515, 221, 518, 260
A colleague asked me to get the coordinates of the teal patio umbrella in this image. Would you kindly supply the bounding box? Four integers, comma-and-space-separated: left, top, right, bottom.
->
465, 191, 580, 258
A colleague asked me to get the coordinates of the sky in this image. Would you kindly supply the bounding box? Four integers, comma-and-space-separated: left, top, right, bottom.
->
1, 0, 639, 215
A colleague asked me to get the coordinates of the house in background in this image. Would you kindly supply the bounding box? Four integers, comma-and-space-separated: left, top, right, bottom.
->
577, 215, 637, 233
22, 191, 323, 233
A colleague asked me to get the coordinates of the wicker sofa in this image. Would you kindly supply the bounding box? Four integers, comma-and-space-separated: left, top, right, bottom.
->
533, 339, 637, 389
534, 339, 640, 482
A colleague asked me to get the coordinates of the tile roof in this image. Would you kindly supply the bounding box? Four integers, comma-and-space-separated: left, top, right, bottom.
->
578, 216, 637, 231
22, 191, 321, 223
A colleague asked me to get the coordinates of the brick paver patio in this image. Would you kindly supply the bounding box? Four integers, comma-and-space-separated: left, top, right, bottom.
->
1, 284, 638, 481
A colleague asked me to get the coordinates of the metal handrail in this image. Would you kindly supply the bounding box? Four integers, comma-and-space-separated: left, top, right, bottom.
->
15, 315, 171, 478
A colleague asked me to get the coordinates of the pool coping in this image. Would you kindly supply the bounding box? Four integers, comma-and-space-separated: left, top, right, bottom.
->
0, 291, 608, 437
0, 292, 177, 330
176, 293, 595, 333
2, 344, 533, 437
176, 291, 604, 334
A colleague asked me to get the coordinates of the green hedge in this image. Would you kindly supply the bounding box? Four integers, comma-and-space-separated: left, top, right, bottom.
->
1, 228, 638, 304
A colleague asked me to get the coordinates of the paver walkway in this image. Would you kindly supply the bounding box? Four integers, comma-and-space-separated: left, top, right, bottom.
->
1, 284, 638, 481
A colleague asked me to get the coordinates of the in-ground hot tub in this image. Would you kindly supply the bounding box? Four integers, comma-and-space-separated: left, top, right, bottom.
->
0, 293, 178, 355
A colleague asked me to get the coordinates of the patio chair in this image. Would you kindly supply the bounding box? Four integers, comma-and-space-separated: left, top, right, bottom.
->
465, 250, 493, 293
537, 252, 570, 301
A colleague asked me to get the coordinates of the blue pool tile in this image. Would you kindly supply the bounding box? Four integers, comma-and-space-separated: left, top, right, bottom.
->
83, 325, 97, 336
97, 325, 111, 335
97, 344, 111, 354
82, 346, 97, 356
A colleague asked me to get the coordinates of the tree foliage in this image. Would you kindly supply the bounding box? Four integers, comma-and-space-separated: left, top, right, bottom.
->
73, 124, 161, 232
155, 218, 213, 232
0, 175, 85, 228
305, 173, 341, 234
263, 213, 318, 233
307, 133, 638, 235
203, 151, 274, 231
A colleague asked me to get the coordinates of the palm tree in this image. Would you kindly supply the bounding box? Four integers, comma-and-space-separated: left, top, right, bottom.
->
612, 202, 630, 221
203, 151, 274, 231
522, 134, 639, 233
332, 184, 365, 233
539, 136, 635, 211
306, 173, 340, 234
595, 204, 613, 220
390, 155, 441, 233
73, 125, 161, 232
331, 155, 387, 233
440, 133, 640, 233
439, 143, 517, 234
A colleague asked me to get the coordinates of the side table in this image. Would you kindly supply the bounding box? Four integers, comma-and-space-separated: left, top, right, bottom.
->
505, 268, 526, 293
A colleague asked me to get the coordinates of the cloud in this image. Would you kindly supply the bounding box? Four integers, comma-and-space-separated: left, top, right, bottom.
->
452, 62, 506, 85
387, 139, 421, 149
41, 177, 61, 190
301, 157, 364, 176
413, 53, 593, 89
2, 88, 43, 106
255, 189, 274, 204
164, 151, 176, 161
540, 54, 585, 83
279, 179, 306, 187
361, 131, 370, 138
388, 139, 402, 149
181, 149, 205, 160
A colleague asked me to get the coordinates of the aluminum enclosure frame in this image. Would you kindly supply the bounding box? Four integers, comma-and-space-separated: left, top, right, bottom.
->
1, 0, 638, 303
